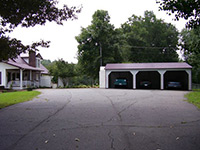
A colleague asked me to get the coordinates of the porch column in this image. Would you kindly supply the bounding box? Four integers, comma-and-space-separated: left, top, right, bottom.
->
186, 69, 192, 90
158, 70, 166, 90
4, 69, 7, 87
30, 70, 32, 81
20, 69, 23, 89
105, 70, 111, 88
130, 70, 138, 89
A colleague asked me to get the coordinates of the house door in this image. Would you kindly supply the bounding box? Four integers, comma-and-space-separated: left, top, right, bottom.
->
8, 72, 11, 82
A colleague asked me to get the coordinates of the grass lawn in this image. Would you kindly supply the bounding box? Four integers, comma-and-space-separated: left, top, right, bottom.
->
185, 89, 200, 109
0, 90, 41, 109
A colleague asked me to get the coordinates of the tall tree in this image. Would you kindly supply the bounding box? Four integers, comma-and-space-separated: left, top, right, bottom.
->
157, 0, 200, 28
121, 11, 179, 62
0, 0, 81, 61
76, 10, 122, 79
180, 27, 200, 83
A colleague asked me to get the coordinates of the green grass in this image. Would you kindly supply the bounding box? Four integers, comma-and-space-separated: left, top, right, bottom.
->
0, 91, 41, 109
185, 89, 200, 109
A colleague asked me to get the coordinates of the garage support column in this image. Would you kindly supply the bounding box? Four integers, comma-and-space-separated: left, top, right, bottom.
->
130, 70, 138, 89
99, 67, 105, 88
105, 71, 111, 88
185, 69, 192, 90
158, 70, 166, 90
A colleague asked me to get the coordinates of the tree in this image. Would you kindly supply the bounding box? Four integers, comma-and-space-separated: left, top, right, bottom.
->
76, 10, 122, 79
121, 11, 179, 62
0, 0, 81, 61
41, 59, 52, 68
180, 27, 200, 83
48, 59, 76, 86
157, 0, 200, 28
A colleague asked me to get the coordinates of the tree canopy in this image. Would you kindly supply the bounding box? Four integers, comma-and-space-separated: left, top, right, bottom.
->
76, 10, 121, 79
76, 10, 179, 79
180, 27, 200, 83
121, 11, 179, 63
0, 0, 81, 61
157, 0, 200, 28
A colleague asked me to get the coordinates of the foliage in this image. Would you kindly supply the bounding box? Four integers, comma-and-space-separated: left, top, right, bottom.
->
41, 59, 52, 68
76, 10, 123, 79
64, 84, 99, 89
180, 27, 200, 83
48, 59, 76, 86
121, 11, 179, 63
157, 0, 200, 28
0, 0, 81, 61
185, 89, 200, 109
0, 91, 41, 109
42, 59, 97, 86
76, 10, 179, 79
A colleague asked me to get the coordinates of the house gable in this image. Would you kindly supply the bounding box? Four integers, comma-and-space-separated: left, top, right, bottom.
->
0, 62, 19, 70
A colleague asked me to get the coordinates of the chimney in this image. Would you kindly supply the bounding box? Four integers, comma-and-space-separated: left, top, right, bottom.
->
29, 50, 36, 67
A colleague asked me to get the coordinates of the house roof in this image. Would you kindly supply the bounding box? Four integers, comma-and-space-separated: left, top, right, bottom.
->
36, 53, 43, 59
105, 62, 192, 70
5, 56, 44, 71
40, 64, 49, 74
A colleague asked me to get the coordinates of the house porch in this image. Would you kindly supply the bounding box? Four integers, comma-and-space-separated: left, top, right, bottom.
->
6, 69, 41, 89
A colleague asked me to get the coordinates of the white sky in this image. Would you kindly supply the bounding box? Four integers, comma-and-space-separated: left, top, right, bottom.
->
9, 0, 187, 63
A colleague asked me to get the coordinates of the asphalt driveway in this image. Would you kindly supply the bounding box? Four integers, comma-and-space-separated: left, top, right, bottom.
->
0, 89, 200, 150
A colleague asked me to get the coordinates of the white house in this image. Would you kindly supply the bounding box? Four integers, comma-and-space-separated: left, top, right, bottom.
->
99, 62, 192, 90
0, 51, 52, 89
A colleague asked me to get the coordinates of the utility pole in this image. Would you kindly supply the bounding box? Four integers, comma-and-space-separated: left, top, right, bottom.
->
99, 42, 102, 66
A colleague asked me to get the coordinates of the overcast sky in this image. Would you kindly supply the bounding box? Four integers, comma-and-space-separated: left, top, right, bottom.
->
9, 0, 187, 63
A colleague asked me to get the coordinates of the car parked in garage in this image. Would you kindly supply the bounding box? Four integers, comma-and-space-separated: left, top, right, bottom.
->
166, 81, 182, 89
114, 78, 127, 88
140, 81, 152, 89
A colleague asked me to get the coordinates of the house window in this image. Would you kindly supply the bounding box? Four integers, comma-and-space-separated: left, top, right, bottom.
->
36, 58, 41, 68
0, 72, 1, 84
17, 73, 20, 79
36, 74, 39, 81
12, 73, 15, 80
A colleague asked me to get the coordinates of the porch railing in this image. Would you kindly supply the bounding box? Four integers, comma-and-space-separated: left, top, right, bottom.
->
7, 80, 39, 89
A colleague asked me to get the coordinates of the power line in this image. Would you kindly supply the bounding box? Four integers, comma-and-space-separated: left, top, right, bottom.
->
120, 45, 177, 49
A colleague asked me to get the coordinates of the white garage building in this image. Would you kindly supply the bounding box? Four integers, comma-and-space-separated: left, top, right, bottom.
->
99, 62, 192, 90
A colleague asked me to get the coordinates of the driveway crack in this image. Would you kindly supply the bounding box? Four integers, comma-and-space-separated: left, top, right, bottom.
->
108, 130, 115, 150
117, 101, 138, 120
7, 92, 72, 150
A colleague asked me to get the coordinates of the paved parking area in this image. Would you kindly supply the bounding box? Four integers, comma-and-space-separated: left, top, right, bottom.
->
0, 89, 200, 150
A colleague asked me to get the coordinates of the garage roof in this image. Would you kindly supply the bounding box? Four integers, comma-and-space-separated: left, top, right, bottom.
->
105, 62, 192, 70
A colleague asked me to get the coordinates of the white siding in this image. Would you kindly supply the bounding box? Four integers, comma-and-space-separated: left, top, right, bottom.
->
99, 67, 105, 88
0, 63, 18, 86
23, 58, 29, 64
58, 77, 64, 88
40, 75, 52, 87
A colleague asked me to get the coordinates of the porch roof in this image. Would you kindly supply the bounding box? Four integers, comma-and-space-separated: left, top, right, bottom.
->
6, 56, 43, 71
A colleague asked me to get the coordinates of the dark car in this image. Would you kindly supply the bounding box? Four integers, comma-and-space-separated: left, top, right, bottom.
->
166, 82, 182, 89
140, 81, 151, 88
114, 78, 127, 88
